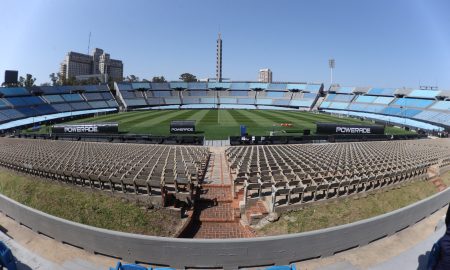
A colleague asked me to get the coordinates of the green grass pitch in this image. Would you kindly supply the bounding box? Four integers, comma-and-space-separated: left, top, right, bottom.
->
45, 110, 407, 139
38, 109, 411, 140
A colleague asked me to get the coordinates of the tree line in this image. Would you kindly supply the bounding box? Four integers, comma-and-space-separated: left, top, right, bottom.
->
1, 74, 37, 87
1, 72, 199, 100
123, 73, 198, 83
1, 72, 199, 87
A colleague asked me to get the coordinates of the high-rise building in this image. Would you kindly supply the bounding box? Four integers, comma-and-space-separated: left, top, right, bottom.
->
259, 68, 273, 83
60, 48, 123, 82
216, 33, 223, 82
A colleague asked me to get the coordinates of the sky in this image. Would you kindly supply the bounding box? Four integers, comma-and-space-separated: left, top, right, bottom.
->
1, 0, 450, 89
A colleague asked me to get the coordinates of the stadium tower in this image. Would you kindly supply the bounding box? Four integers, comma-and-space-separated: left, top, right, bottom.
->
216, 33, 223, 82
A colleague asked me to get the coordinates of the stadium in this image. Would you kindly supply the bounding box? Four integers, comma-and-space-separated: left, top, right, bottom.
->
1, 2, 450, 270
0, 79, 449, 269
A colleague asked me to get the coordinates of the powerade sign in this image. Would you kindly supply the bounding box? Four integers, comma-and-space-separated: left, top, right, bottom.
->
170, 120, 195, 134
316, 123, 384, 135
335, 126, 371, 134
52, 123, 119, 134
64, 125, 98, 133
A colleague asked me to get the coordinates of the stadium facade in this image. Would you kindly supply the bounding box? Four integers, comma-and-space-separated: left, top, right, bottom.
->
320, 86, 450, 131
0, 82, 448, 132
0, 82, 448, 268
114, 81, 323, 111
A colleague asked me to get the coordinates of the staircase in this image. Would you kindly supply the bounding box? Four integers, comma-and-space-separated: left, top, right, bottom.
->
312, 96, 325, 111
180, 148, 254, 239
431, 178, 447, 192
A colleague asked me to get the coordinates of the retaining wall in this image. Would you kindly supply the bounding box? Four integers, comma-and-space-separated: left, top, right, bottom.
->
0, 188, 449, 269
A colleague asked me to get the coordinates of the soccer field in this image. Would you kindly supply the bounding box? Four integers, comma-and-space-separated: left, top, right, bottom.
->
52, 109, 412, 139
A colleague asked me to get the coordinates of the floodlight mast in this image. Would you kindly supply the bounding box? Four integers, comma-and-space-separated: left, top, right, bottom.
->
329, 58, 335, 85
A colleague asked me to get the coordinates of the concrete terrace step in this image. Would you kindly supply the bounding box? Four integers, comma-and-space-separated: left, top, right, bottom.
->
203, 150, 231, 185
245, 201, 269, 226
204, 140, 230, 147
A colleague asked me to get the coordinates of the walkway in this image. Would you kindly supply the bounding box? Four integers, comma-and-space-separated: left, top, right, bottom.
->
181, 147, 254, 238
2, 200, 446, 269
0, 212, 115, 270
204, 140, 230, 147
297, 206, 447, 270
1, 145, 447, 267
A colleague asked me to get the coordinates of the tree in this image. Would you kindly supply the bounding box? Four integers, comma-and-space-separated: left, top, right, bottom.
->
23, 74, 36, 87
61, 76, 77, 86
0, 81, 15, 87
49, 73, 58, 86
124, 75, 139, 82
57, 72, 66, 85
40, 82, 52, 86
152, 76, 167, 83
78, 77, 101, 85
18, 74, 36, 87
18, 76, 24, 87
179, 73, 197, 82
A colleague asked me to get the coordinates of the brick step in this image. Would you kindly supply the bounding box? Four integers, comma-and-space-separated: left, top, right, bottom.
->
198, 186, 233, 202
202, 184, 232, 188
431, 177, 442, 184
199, 217, 235, 223
234, 188, 244, 200
193, 222, 255, 239
233, 207, 241, 219
198, 203, 235, 222
198, 197, 233, 203
431, 178, 447, 191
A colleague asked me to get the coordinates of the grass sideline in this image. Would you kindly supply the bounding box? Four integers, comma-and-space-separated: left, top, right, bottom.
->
0, 169, 181, 237
26, 110, 413, 139
256, 175, 447, 236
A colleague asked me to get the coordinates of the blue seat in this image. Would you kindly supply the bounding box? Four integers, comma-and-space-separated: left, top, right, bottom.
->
109, 261, 176, 270
110, 262, 148, 270
0, 241, 17, 270
266, 264, 297, 270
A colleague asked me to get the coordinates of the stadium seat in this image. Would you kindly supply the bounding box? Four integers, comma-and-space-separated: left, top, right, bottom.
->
115, 81, 320, 110
109, 261, 176, 270
320, 86, 450, 130
265, 264, 297, 270
0, 85, 118, 131
0, 241, 17, 270
0, 138, 210, 205
226, 139, 450, 211
110, 261, 148, 270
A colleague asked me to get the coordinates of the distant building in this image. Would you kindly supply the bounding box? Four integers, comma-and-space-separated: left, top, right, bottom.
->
60, 48, 123, 82
259, 68, 272, 83
216, 33, 223, 82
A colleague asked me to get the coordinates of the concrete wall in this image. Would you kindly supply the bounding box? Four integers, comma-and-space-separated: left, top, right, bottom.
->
0, 189, 449, 269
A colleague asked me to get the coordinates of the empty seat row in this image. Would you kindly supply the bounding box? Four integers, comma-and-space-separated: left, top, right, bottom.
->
226, 139, 450, 210
0, 138, 210, 202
